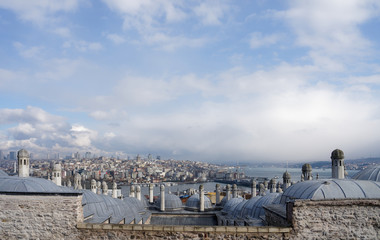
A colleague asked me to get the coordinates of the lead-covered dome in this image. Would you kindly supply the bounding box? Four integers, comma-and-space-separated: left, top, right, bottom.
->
185, 194, 212, 210
352, 165, 380, 182
17, 149, 29, 158
331, 149, 344, 159
283, 171, 291, 179
280, 179, 380, 204
155, 193, 183, 211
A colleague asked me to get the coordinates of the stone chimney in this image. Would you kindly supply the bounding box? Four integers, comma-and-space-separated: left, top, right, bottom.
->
199, 184, 205, 212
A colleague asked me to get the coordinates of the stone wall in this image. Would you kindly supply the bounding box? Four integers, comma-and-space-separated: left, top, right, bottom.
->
289, 199, 380, 239
0, 193, 83, 239
77, 223, 291, 240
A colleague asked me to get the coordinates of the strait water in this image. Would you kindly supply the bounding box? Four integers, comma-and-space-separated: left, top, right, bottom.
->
121, 167, 359, 197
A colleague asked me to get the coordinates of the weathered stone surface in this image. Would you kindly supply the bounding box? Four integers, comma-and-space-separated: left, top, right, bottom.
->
0, 194, 82, 239
289, 199, 380, 240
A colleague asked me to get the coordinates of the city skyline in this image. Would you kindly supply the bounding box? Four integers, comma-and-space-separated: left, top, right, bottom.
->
1, 1, 380, 163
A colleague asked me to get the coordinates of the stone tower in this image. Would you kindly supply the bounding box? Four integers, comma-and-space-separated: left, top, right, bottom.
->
331, 149, 345, 179
302, 163, 313, 180
282, 171, 291, 190
17, 149, 30, 177
52, 163, 62, 186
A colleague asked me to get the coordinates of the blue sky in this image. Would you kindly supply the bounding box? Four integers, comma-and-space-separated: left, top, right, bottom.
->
1, 0, 380, 163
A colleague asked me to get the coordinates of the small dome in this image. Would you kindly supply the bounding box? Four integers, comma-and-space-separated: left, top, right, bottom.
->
185, 194, 212, 210
331, 149, 344, 159
82, 190, 142, 224
239, 193, 281, 220
220, 193, 232, 206
155, 193, 183, 211
222, 197, 244, 215
283, 171, 291, 179
302, 163, 312, 171
17, 149, 29, 158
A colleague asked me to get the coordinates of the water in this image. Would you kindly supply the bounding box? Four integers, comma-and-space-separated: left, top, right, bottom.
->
121, 167, 360, 197
243, 167, 359, 182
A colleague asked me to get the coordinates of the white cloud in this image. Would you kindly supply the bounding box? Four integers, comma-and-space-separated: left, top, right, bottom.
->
106, 33, 125, 44
0, 0, 83, 25
13, 42, 44, 59
101, 0, 187, 32
281, 0, 380, 57
193, 0, 230, 26
143, 32, 208, 51
52, 27, 71, 37
0, 106, 101, 156
63, 40, 102, 52
249, 32, 281, 49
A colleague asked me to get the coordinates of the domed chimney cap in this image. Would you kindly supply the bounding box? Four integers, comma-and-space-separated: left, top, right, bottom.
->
283, 171, 291, 179
302, 163, 312, 171
17, 149, 29, 158
331, 149, 344, 159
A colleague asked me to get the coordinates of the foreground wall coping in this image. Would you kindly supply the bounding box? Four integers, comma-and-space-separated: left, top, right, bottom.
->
77, 223, 291, 234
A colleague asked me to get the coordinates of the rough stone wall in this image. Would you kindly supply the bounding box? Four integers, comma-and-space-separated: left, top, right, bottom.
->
290, 199, 380, 240
0, 194, 83, 239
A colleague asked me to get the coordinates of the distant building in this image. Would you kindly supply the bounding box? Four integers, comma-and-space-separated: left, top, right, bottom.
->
9, 151, 16, 160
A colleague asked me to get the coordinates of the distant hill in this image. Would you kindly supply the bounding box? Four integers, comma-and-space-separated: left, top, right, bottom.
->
289, 158, 380, 169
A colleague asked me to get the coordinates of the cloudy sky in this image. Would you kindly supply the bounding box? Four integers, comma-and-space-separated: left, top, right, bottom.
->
1, 0, 380, 163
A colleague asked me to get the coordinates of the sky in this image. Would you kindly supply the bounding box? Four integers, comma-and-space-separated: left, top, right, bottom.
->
1, 0, 380, 163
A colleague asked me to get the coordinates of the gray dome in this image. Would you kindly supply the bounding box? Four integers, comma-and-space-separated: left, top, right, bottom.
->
17, 149, 29, 158
239, 193, 281, 220
331, 149, 344, 159
155, 193, 183, 211
222, 197, 244, 215
352, 165, 380, 182
231, 199, 248, 218
280, 179, 380, 204
0, 176, 76, 193
220, 193, 232, 206
82, 190, 141, 224
185, 194, 212, 210
124, 197, 147, 213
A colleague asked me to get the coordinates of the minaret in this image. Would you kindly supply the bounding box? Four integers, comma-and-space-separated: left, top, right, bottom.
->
226, 184, 231, 201
149, 183, 154, 204
269, 178, 276, 193
282, 171, 291, 191
251, 179, 256, 197
160, 184, 165, 212
102, 181, 108, 195
17, 149, 30, 177
52, 163, 62, 186
136, 185, 141, 201
215, 184, 221, 205
91, 179, 97, 193
232, 184, 237, 198
331, 149, 345, 179
199, 184, 205, 212
112, 182, 117, 198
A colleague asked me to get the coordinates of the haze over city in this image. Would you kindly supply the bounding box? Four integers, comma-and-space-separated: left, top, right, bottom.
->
1, 0, 380, 163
